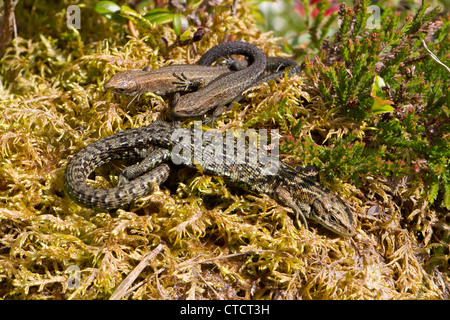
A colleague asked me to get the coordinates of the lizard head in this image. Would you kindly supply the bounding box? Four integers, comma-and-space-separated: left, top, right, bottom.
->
309, 195, 356, 237
104, 70, 143, 96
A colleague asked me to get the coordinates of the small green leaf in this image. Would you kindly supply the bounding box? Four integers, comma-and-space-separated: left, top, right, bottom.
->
173, 14, 188, 36
370, 75, 394, 114
143, 9, 174, 25
94, 1, 120, 15
187, 0, 204, 9
371, 75, 387, 97
179, 29, 191, 41
94, 1, 126, 24
120, 4, 137, 16
371, 101, 395, 114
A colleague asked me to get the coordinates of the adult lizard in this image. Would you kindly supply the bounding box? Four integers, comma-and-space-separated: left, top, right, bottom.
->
64, 121, 356, 237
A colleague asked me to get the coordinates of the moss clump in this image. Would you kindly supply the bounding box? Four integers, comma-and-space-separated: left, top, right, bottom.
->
0, 0, 448, 299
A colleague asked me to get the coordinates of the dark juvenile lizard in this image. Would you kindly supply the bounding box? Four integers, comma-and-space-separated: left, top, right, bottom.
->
195, 56, 303, 121
172, 41, 267, 119
64, 121, 356, 237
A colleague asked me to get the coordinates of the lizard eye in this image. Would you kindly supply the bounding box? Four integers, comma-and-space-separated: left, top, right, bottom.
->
328, 215, 337, 223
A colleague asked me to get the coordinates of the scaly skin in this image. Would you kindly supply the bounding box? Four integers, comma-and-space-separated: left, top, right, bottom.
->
64, 121, 356, 237
104, 64, 239, 97
104, 42, 302, 120
172, 41, 268, 118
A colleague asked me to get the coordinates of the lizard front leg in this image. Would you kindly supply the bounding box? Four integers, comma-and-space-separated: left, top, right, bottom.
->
119, 147, 171, 185
275, 185, 309, 229
172, 72, 205, 91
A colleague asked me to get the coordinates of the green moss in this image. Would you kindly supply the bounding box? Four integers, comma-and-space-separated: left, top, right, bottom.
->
0, 0, 448, 299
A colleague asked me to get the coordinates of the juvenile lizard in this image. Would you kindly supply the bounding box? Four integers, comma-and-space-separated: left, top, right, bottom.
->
196, 56, 303, 121
64, 121, 356, 237
171, 41, 267, 119
104, 64, 243, 107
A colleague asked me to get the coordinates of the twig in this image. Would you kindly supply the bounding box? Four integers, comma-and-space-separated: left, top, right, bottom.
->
109, 242, 165, 300
422, 40, 450, 73
176, 249, 275, 269
193, 268, 224, 300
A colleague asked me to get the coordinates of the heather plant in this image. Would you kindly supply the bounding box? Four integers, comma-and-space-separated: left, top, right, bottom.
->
276, 0, 449, 281
280, 0, 449, 205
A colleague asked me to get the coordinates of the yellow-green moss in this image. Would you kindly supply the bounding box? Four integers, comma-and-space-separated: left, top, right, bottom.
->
0, 0, 448, 299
